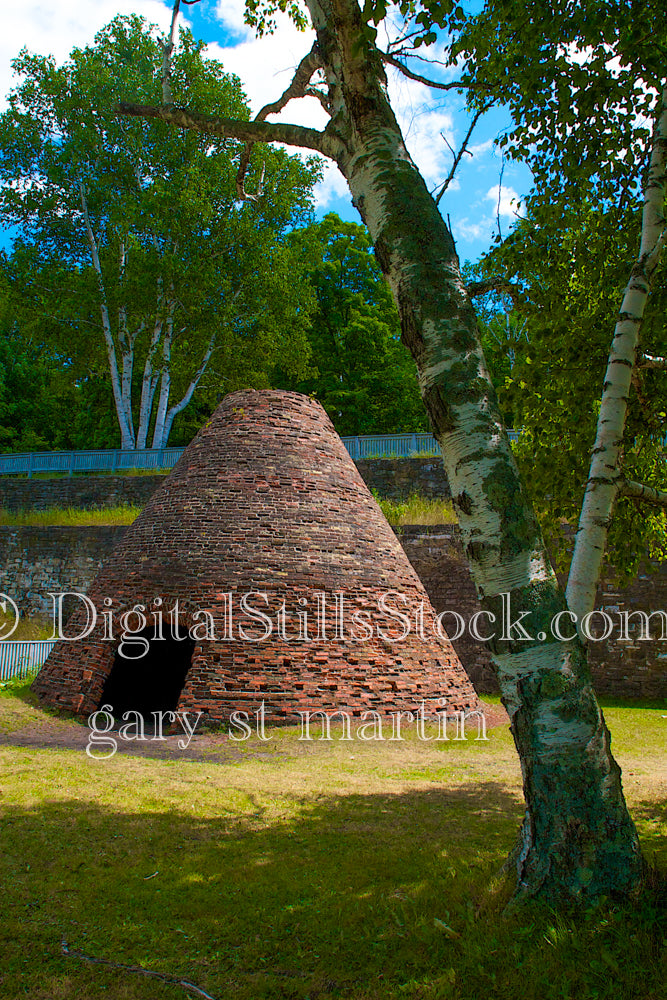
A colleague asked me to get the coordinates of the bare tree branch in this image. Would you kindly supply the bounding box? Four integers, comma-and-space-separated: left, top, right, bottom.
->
305, 86, 332, 113
467, 278, 523, 308
235, 44, 325, 200
161, 0, 181, 104
380, 51, 471, 92
434, 104, 490, 206
637, 353, 667, 369
117, 102, 343, 159
62, 939, 219, 1000
618, 479, 667, 507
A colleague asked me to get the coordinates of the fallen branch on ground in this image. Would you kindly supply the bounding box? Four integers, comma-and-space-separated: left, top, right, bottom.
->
61, 939, 219, 1000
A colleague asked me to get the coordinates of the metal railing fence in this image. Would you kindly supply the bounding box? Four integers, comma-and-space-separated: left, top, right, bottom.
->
0, 640, 57, 680
0, 431, 520, 477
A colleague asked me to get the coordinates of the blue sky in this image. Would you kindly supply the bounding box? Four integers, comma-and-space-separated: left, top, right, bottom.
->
0, 0, 533, 265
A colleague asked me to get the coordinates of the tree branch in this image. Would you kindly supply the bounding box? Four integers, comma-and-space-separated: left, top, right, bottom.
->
160, 0, 181, 104
618, 479, 667, 507
117, 102, 342, 159
637, 352, 667, 369
62, 939, 219, 1000
434, 104, 490, 206
467, 278, 523, 308
380, 51, 470, 92
235, 44, 325, 200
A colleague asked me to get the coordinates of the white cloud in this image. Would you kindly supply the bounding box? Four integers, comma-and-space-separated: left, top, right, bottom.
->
208, 10, 321, 124
0, 1, 175, 109
453, 216, 495, 243
210, 4, 466, 197
1, 1, 510, 246
468, 138, 494, 158
214, 0, 250, 36
313, 160, 351, 211
485, 184, 521, 219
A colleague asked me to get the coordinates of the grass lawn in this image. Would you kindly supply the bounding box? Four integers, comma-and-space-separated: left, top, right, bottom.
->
374, 495, 457, 526
0, 684, 664, 1000
0, 497, 457, 528
0, 504, 141, 526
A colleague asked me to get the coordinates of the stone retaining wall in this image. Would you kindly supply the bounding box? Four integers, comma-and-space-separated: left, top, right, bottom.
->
3, 522, 665, 700
0, 458, 451, 512
0, 476, 166, 512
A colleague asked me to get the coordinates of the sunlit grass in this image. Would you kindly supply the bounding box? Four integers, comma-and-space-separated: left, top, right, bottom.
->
0, 610, 53, 642
0, 686, 664, 1000
0, 503, 141, 526
375, 493, 457, 526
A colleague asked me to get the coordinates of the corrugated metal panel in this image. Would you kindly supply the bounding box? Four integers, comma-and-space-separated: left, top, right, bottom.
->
0, 641, 56, 680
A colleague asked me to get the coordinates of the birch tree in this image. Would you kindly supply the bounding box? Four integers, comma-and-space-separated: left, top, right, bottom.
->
0, 15, 318, 449
119, 0, 646, 903
566, 91, 667, 621
453, 0, 667, 618
477, 200, 667, 585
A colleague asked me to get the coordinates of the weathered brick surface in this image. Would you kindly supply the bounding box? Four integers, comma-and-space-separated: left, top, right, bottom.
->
6, 523, 667, 701
395, 527, 497, 693
31, 391, 477, 722
0, 457, 450, 512
397, 526, 667, 701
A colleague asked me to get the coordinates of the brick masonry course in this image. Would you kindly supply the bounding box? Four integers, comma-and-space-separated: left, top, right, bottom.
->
0, 457, 450, 512
2, 521, 665, 701
2, 439, 665, 703
28, 391, 477, 723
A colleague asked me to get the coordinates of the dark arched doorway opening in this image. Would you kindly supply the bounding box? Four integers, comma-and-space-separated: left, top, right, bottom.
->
99, 627, 195, 720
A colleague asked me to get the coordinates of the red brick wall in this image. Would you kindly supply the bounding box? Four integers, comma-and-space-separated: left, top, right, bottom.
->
32, 391, 477, 722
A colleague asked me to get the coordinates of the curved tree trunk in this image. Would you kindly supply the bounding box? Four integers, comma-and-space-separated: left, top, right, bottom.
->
307, 0, 643, 902
119, 0, 645, 903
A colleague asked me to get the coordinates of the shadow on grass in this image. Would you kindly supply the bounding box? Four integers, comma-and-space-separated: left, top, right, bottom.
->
1, 780, 664, 1000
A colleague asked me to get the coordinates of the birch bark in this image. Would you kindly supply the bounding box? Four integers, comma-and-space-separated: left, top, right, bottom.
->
566, 86, 667, 623
120, 0, 645, 901
79, 181, 135, 449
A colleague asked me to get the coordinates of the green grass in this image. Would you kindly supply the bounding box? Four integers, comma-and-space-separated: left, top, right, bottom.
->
0, 611, 53, 641
0, 496, 458, 528
0, 688, 664, 1000
0, 503, 141, 526
376, 493, 457, 526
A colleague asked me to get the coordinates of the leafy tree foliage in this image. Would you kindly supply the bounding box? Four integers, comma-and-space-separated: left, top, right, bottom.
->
446, 0, 667, 581
280, 214, 429, 434
0, 15, 319, 449
478, 201, 667, 579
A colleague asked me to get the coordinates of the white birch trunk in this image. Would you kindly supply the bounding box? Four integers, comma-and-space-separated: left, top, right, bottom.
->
120, 0, 646, 902
303, 0, 643, 902
79, 182, 135, 449
136, 277, 167, 450
150, 305, 175, 450
566, 85, 667, 624
158, 330, 217, 447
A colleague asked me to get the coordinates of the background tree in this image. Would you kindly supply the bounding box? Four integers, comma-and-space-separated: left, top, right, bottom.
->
0, 14, 319, 450
453, 0, 667, 618
280, 214, 429, 434
477, 199, 667, 582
